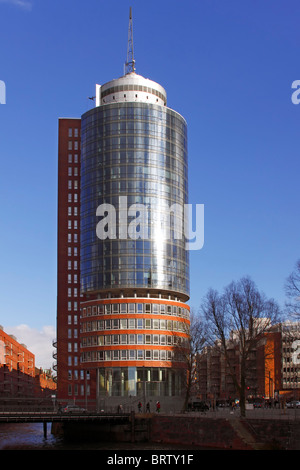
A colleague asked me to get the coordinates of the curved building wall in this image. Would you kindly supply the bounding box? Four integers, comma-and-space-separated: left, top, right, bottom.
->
80, 102, 189, 301
80, 297, 190, 397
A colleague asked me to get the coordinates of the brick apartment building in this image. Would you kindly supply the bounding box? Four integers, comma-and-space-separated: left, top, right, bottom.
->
197, 321, 300, 405
0, 326, 56, 402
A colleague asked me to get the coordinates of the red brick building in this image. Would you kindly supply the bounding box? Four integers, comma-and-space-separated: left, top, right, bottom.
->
35, 368, 57, 398
0, 326, 35, 398
197, 322, 300, 404
56, 118, 85, 404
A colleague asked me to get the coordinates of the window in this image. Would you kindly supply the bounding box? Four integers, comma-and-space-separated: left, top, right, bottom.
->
128, 319, 135, 329
113, 350, 119, 360
129, 350, 136, 360
137, 334, 143, 344
113, 335, 119, 344
121, 350, 127, 360
137, 303, 143, 314
153, 350, 159, 360
137, 350, 144, 360
129, 334, 135, 344
120, 303, 127, 314
145, 350, 151, 360
153, 335, 159, 344
112, 303, 119, 314
121, 334, 127, 344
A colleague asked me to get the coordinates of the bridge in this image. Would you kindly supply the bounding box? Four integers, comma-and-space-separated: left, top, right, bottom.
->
0, 411, 133, 438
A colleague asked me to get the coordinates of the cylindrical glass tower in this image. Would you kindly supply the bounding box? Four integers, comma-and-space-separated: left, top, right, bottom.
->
80, 72, 190, 405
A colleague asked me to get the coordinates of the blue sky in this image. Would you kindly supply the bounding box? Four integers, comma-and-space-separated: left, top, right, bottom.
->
0, 0, 299, 367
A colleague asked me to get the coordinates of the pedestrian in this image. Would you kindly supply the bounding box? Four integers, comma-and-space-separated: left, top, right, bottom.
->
146, 402, 150, 412
156, 401, 160, 413
117, 404, 123, 413
138, 401, 142, 412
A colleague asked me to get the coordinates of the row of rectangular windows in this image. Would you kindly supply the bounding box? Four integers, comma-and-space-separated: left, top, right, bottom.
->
68, 141, 80, 151
68, 128, 80, 138
68, 220, 78, 229
67, 207, 79, 216
68, 153, 79, 163
67, 384, 90, 395
68, 193, 79, 202
82, 303, 189, 318
67, 233, 79, 243
82, 349, 175, 362
82, 333, 186, 347
68, 167, 79, 176
68, 261, 78, 270
68, 288, 79, 297
68, 179, 79, 189
81, 318, 188, 333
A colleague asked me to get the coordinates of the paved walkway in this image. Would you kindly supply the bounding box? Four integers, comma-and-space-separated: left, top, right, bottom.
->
169, 407, 300, 420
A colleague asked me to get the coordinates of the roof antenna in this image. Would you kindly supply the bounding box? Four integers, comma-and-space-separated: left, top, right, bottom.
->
125, 7, 136, 74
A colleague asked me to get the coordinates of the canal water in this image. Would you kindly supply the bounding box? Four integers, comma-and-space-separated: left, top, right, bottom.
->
0, 422, 213, 451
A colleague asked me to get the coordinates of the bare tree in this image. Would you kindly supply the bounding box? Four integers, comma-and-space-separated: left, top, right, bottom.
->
173, 311, 208, 412
201, 277, 281, 417
285, 259, 300, 319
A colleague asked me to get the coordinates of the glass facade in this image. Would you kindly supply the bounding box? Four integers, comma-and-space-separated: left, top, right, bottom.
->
97, 367, 184, 397
80, 102, 189, 299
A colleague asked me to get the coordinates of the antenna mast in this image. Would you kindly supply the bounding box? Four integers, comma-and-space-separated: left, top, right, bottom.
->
125, 7, 136, 74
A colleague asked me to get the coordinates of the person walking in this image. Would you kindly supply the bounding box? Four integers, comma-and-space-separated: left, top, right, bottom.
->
156, 401, 160, 413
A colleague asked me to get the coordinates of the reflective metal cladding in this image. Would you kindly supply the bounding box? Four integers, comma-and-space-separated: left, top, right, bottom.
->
80, 76, 189, 301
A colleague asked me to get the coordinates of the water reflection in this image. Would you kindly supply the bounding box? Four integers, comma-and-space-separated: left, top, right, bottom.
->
0, 422, 207, 451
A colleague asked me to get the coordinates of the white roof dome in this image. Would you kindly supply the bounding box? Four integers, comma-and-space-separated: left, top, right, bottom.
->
95, 72, 167, 107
